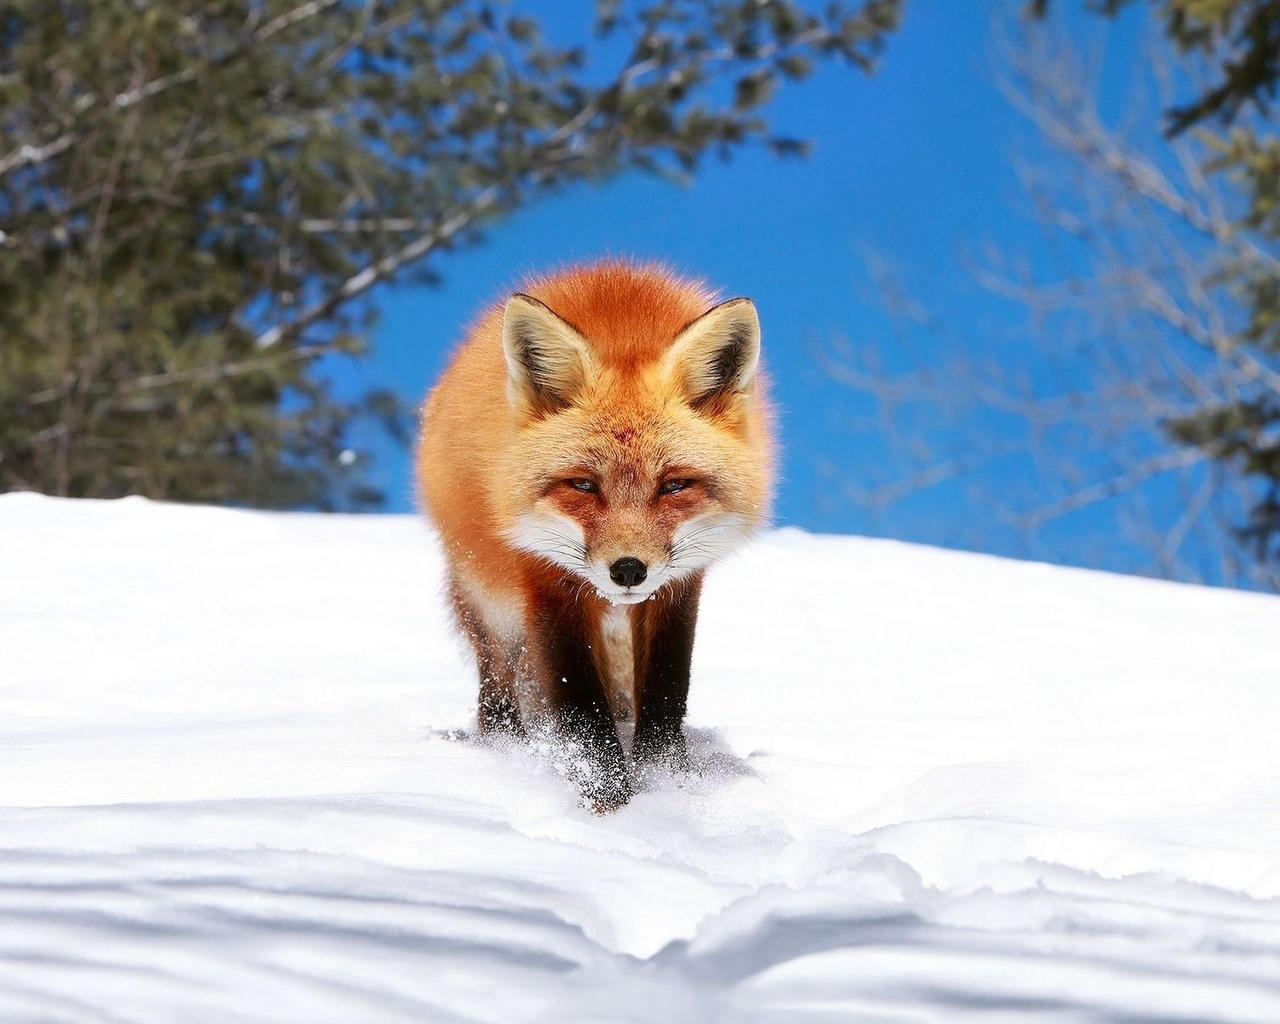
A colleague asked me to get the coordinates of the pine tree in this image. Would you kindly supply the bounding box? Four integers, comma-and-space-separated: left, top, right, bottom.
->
0, 0, 901, 509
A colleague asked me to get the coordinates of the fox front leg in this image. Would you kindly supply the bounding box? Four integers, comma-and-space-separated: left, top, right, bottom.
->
528, 583, 632, 812
631, 574, 702, 772
449, 577, 524, 738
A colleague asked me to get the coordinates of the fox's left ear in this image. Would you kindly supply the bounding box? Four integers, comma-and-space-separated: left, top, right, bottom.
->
665, 298, 760, 411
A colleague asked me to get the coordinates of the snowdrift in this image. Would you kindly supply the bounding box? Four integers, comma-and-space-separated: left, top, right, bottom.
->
2, 493, 1279, 1022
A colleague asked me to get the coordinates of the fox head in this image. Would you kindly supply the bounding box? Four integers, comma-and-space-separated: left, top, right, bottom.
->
499, 290, 771, 605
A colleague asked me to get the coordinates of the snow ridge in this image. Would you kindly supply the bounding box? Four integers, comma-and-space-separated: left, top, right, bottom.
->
2, 494, 1279, 1022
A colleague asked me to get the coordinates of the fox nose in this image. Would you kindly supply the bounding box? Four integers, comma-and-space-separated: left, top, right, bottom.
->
609, 557, 647, 588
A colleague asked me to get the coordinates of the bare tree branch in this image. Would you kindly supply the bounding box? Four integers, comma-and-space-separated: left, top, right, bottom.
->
820, 14, 1279, 589
252, 184, 502, 349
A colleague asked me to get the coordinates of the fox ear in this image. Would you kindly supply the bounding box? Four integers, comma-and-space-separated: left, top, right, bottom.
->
502, 293, 593, 417
665, 298, 760, 411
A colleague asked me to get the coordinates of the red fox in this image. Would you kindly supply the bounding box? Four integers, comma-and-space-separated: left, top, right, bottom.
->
418, 260, 773, 810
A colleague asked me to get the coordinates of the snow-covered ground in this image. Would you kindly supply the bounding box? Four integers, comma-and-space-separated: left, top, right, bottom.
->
2, 492, 1279, 1023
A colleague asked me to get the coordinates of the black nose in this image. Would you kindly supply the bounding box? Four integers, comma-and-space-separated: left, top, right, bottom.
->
609, 557, 647, 588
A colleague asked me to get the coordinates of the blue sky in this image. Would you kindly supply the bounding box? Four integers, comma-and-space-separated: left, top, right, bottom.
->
345, 0, 1221, 581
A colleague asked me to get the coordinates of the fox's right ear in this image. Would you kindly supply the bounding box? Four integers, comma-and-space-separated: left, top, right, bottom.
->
502, 294, 593, 418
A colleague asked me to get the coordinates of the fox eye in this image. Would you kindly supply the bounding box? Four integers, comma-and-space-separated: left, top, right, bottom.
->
567, 478, 598, 493
659, 478, 693, 495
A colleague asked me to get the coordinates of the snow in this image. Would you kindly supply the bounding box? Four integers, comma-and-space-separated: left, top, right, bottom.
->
2, 491, 1279, 1022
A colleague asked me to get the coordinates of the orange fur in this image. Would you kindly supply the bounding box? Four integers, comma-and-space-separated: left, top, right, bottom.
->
417, 260, 773, 809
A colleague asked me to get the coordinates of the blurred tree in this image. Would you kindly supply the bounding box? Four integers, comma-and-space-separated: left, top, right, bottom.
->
1026, 1, 1280, 566
1028, 0, 1280, 130
0, 0, 901, 509
818, 6, 1280, 589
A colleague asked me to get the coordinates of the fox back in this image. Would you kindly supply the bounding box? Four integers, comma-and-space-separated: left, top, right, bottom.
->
418, 260, 772, 809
